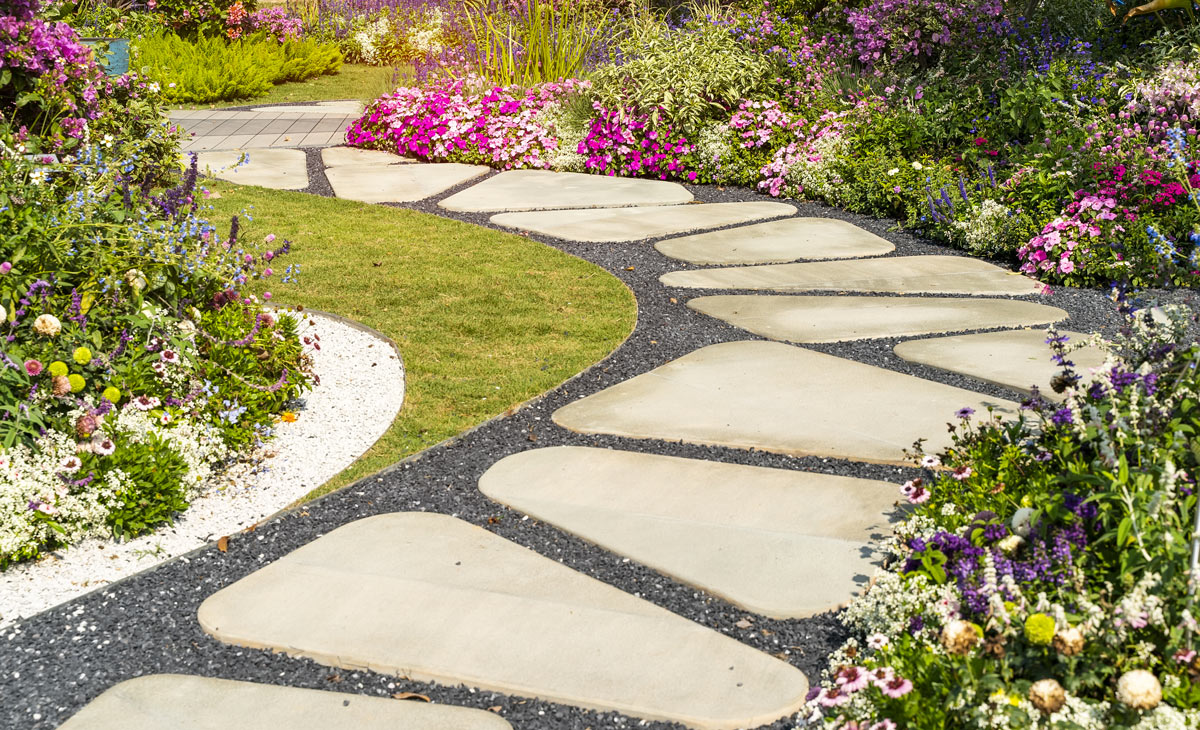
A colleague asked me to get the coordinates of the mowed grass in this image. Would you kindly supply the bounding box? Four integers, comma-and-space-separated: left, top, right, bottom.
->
203, 181, 636, 499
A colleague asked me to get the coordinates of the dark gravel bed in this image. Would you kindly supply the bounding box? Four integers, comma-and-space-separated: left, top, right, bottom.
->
3, 160, 1194, 730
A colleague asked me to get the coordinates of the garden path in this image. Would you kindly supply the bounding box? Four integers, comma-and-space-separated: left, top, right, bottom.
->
169, 101, 363, 152
53, 145, 1109, 730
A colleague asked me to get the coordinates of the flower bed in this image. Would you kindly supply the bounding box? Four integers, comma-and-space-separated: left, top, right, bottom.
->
0, 1, 313, 568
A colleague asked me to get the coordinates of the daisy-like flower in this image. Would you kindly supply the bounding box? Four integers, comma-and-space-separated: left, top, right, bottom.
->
952, 466, 972, 481
161, 349, 180, 365
835, 666, 871, 693
132, 395, 160, 411
955, 406, 974, 419
900, 477, 921, 498
23, 359, 43, 376
816, 687, 851, 707
907, 484, 931, 504
151, 361, 166, 376
867, 633, 890, 651
870, 721, 897, 730
92, 437, 116, 456
159, 412, 173, 425
921, 455, 941, 468
881, 676, 914, 699
869, 667, 895, 688
59, 456, 82, 473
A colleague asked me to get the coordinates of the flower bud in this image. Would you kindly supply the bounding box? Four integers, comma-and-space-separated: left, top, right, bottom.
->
941, 620, 980, 656
1053, 626, 1084, 657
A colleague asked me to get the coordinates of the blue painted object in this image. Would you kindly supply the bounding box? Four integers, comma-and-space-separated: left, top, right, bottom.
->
80, 38, 129, 77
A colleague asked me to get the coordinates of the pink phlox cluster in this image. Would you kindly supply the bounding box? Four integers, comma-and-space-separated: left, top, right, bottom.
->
1019, 191, 1126, 277
347, 78, 588, 170
728, 99, 803, 149
757, 107, 851, 197
248, 7, 303, 42
578, 103, 697, 181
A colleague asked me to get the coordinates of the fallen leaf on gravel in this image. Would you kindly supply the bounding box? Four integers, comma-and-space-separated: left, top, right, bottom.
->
669, 297, 677, 304
624, 266, 635, 271
217, 536, 229, 553
326, 674, 342, 683
488, 706, 503, 713
487, 516, 501, 524
735, 619, 753, 629
392, 692, 431, 702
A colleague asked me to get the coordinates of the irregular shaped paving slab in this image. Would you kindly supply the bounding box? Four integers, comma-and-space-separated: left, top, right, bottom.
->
688, 295, 1068, 344
894, 328, 1108, 400
251, 100, 365, 115
479, 446, 899, 618
439, 169, 693, 213
491, 202, 797, 242
198, 512, 809, 730
552, 341, 1019, 465
322, 146, 414, 167
326, 163, 489, 203
661, 255, 1044, 295
655, 217, 894, 264
192, 148, 308, 190
59, 674, 509, 730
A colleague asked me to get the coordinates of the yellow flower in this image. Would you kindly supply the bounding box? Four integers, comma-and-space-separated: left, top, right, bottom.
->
102, 386, 121, 404
73, 347, 92, 365
48, 361, 69, 377
278, 411, 298, 423
68, 374, 86, 393
1024, 613, 1055, 645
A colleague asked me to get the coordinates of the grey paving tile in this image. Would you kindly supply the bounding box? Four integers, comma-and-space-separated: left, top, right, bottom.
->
211, 134, 257, 150
284, 119, 319, 135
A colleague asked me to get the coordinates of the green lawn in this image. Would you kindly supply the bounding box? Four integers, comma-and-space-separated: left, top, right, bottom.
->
203, 181, 637, 500
174, 64, 398, 110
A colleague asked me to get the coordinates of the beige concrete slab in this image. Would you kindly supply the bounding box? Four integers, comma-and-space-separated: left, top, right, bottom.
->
552, 341, 1019, 465
894, 328, 1109, 400
199, 513, 808, 730
439, 170, 694, 213
687, 295, 1068, 344
326, 163, 489, 203
479, 447, 899, 618
252, 100, 365, 115
192, 148, 309, 190
491, 202, 797, 243
661, 255, 1045, 295
59, 674, 511, 730
656, 217, 895, 264
321, 146, 414, 167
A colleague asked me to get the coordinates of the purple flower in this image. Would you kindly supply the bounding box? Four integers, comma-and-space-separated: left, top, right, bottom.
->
955, 406, 975, 419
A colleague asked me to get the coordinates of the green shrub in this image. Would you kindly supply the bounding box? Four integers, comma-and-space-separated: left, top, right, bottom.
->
131, 32, 342, 104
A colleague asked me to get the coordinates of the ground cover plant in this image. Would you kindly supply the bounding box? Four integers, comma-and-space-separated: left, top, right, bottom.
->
201, 179, 636, 499
0, 0, 314, 566
343, 0, 1200, 290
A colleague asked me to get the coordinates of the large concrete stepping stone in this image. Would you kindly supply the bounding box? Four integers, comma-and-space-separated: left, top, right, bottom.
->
59, 674, 510, 730
655, 217, 894, 264
491, 202, 797, 242
895, 328, 1108, 400
661, 255, 1045, 295
439, 169, 693, 213
326, 163, 489, 203
552, 341, 1019, 465
198, 512, 809, 730
479, 446, 898, 618
688, 295, 1068, 344
192, 148, 308, 190
322, 146, 414, 167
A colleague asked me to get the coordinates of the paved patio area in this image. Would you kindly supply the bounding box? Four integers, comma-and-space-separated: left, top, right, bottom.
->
169, 101, 363, 151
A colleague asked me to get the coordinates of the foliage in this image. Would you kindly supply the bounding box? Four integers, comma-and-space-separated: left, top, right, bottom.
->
131, 31, 342, 103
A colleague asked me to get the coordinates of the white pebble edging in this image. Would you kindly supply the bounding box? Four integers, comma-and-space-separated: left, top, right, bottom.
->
0, 311, 404, 628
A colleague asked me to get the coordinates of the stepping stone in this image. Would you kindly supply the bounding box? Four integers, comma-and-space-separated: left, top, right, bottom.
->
439, 170, 693, 213
199, 513, 809, 730
251, 100, 365, 115
59, 674, 509, 730
326, 163, 489, 203
552, 341, 1019, 465
191, 148, 308, 190
322, 146, 414, 167
894, 328, 1108, 400
661, 255, 1045, 296
479, 446, 898, 618
655, 217, 894, 264
687, 295, 1068, 344
491, 202, 797, 243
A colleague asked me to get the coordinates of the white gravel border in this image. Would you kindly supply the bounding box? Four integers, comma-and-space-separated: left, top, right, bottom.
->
0, 311, 404, 627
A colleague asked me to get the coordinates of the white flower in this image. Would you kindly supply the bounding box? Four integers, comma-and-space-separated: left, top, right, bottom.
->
1116, 669, 1162, 710
0, 304, 6, 322
125, 269, 147, 292
159, 412, 172, 425
866, 633, 890, 650
131, 395, 160, 411
161, 349, 180, 365
1011, 507, 1036, 537
887, 167, 900, 176
997, 534, 1025, 554
921, 455, 941, 468
91, 436, 116, 456
59, 456, 82, 473
911, 161, 923, 170
33, 314, 61, 336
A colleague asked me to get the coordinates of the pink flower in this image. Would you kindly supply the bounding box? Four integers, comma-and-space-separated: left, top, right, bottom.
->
952, 466, 973, 481
0, 262, 11, 274
817, 687, 852, 707
262, 268, 273, 277
23, 359, 43, 376
263, 291, 272, 300
869, 667, 895, 687
870, 721, 897, 730
835, 666, 871, 692
881, 677, 913, 698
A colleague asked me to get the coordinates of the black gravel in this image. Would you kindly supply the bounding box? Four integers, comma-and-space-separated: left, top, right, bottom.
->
3, 154, 1195, 730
